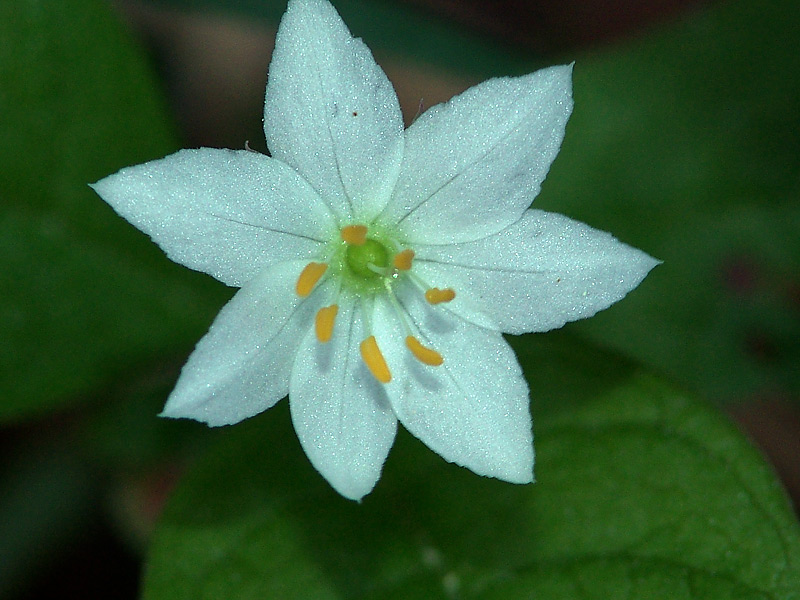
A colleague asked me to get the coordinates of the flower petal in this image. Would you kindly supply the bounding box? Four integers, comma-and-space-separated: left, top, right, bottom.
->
92, 148, 334, 287
161, 259, 328, 426
374, 292, 534, 484
380, 65, 573, 244
264, 0, 404, 223
290, 299, 398, 501
413, 209, 660, 334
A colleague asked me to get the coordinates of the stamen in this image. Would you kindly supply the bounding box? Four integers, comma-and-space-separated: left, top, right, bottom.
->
296, 262, 328, 297
360, 336, 391, 383
405, 335, 443, 366
315, 305, 338, 343
425, 287, 456, 304
341, 224, 368, 245
392, 249, 415, 271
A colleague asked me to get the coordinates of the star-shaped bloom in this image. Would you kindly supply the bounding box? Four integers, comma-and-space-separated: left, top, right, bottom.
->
92, 0, 657, 500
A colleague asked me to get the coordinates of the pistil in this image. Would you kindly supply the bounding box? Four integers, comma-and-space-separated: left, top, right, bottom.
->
345, 238, 389, 279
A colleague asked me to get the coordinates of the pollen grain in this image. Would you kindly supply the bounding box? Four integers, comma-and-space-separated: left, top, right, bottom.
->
360, 336, 391, 383
296, 262, 328, 297
315, 304, 339, 343
424, 287, 456, 304
405, 336, 443, 366
392, 249, 415, 271
341, 224, 368, 245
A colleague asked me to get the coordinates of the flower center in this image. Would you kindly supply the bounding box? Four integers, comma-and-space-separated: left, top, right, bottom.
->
295, 223, 457, 384
345, 239, 389, 279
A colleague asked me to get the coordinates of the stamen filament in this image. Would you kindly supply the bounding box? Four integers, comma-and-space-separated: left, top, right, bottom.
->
425, 287, 456, 304
315, 305, 338, 343
392, 249, 415, 271
360, 336, 391, 383
405, 335, 443, 366
383, 283, 413, 337
341, 224, 368, 245
296, 262, 328, 297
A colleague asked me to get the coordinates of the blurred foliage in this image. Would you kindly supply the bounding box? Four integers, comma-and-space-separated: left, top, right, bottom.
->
1, 0, 799, 598
0, 445, 96, 598
142, 333, 800, 599
0, 0, 230, 422
540, 0, 800, 403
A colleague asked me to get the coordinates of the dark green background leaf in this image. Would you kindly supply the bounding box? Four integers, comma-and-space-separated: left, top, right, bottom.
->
2, 0, 796, 597
539, 0, 800, 402
0, 0, 229, 421
142, 333, 800, 599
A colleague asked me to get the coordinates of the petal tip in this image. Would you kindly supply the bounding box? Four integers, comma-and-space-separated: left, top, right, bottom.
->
501, 452, 535, 484
508, 470, 535, 485
158, 398, 204, 424
632, 249, 663, 284
88, 176, 112, 197
158, 392, 243, 428
156, 407, 180, 420
325, 472, 381, 502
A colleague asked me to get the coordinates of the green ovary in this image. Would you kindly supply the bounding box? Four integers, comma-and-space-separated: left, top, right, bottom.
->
345, 239, 389, 279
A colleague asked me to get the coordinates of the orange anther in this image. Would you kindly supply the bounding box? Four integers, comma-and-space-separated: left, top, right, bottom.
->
405, 336, 443, 366
424, 287, 456, 304
340, 224, 368, 245
315, 305, 338, 343
392, 249, 415, 271
296, 262, 328, 297
360, 336, 391, 383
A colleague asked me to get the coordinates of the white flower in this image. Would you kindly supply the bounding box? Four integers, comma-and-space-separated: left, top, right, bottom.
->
92, 0, 657, 501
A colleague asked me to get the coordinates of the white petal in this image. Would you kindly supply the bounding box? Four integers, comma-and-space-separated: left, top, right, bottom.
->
414, 209, 660, 334
290, 300, 398, 501
264, 0, 404, 223
92, 148, 334, 287
380, 65, 573, 244
161, 259, 328, 426
374, 291, 534, 484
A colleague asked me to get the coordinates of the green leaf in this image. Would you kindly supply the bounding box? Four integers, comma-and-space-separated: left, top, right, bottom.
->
0, 0, 229, 422
537, 0, 800, 402
141, 333, 800, 599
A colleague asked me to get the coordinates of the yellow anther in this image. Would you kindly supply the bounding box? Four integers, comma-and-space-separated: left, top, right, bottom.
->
405, 335, 443, 366
360, 335, 391, 383
424, 287, 456, 305
341, 224, 368, 245
392, 249, 415, 271
296, 262, 328, 297
315, 304, 338, 343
